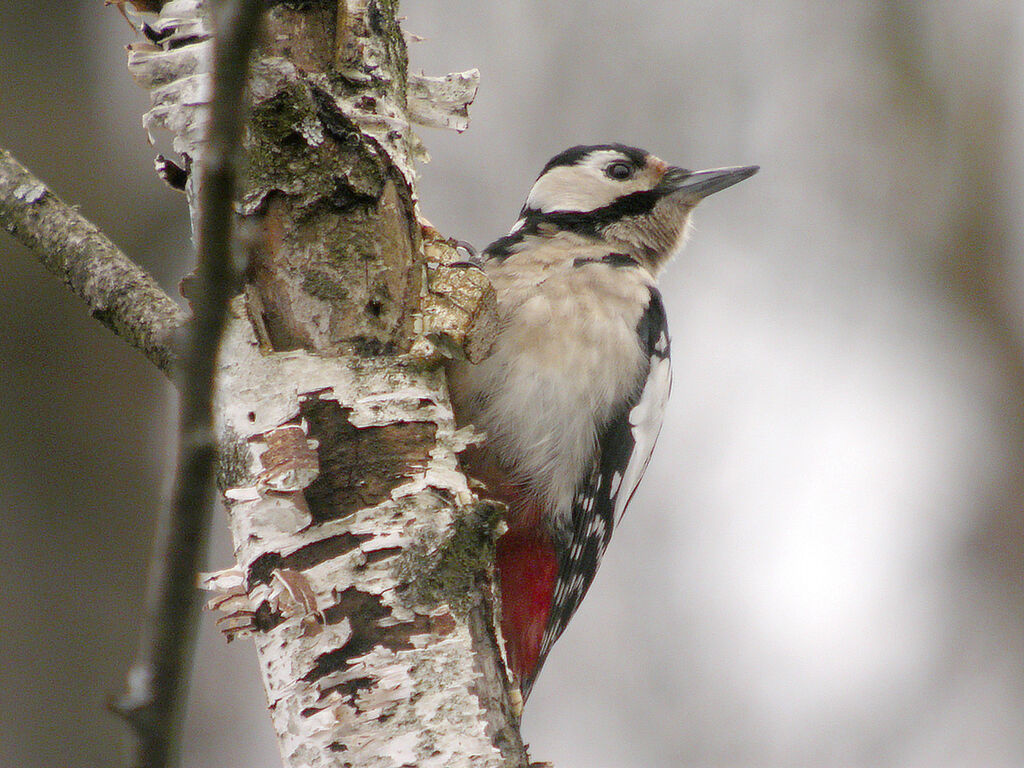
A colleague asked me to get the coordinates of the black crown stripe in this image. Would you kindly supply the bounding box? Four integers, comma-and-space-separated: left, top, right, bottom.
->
539, 143, 649, 177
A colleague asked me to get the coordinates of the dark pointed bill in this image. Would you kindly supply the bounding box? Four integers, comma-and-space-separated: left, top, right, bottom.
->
658, 164, 759, 199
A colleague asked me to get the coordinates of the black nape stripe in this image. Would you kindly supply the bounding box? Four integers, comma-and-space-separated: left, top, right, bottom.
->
573, 253, 640, 269
483, 230, 526, 260
484, 187, 664, 259
484, 180, 668, 259
539, 143, 649, 177
522, 187, 662, 236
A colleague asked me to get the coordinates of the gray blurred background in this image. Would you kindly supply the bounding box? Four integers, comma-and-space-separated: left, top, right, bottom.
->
3, 2, 1023, 767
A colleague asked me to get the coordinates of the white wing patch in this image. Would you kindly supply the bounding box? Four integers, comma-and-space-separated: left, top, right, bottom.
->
533, 288, 672, 695
614, 334, 672, 523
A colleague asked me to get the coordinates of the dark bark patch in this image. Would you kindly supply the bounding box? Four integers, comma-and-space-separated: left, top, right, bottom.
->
311, 85, 361, 142
300, 267, 350, 303
285, 532, 373, 571
251, 88, 311, 150
329, 177, 379, 212
300, 394, 435, 523
267, 0, 331, 10
317, 676, 375, 706
346, 335, 397, 357
252, 599, 285, 632
306, 587, 456, 696
367, 0, 385, 34
306, 588, 398, 682
362, 546, 402, 565
363, 283, 393, 323
320, 587, 390, 635
246, 533, 372, 589
247, 551, 286, 589
155, 154, 188, 190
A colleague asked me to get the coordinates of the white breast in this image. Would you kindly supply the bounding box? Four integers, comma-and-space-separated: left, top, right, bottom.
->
447, 242, 654, 524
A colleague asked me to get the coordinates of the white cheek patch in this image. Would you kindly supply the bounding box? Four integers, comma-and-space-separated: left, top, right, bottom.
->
526, 166, 618, 213
525, 152, 651, 214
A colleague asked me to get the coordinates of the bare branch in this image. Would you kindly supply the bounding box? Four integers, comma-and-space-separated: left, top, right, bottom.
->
0, 147, 186, 373
112, 1, 265, 766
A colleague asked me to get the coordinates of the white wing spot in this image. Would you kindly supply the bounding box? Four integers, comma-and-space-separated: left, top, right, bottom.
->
609, 470, 623, 500
615, 354, 672, 523
654, 330, 669, 355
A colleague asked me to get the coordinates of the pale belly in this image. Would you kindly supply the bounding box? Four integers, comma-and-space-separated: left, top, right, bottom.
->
447, 274, 648, 524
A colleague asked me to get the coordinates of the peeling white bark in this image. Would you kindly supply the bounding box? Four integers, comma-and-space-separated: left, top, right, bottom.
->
127, 1, 212, 159
409, 69, 481, 133
127, 1, 528, 766
207, 300, 510, 768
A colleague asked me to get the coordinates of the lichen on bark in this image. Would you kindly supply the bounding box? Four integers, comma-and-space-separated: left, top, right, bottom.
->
128, 1, 527, 766
397, 500, 507, 616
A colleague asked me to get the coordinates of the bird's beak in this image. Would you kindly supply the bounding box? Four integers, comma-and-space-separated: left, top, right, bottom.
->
658, 164, 759, 200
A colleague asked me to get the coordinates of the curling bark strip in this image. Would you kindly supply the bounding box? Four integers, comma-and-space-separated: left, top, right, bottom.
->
128, 1, 526, 765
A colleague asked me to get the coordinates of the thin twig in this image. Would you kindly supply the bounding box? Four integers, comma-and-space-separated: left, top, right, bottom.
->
0, 147, 186, 374
112, 1, 266, 766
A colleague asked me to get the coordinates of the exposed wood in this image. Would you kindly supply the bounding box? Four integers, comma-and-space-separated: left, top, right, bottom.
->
128, 1, 530, 765
112, 3, 266, 767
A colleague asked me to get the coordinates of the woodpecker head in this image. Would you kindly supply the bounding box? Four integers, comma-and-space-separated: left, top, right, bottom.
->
492, 143, 758, 273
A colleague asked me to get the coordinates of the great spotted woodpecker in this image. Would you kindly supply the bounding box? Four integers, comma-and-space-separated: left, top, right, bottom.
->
446, 144, 758, 698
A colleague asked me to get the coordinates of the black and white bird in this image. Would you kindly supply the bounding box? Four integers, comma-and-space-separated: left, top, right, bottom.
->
446, 144, 758, 698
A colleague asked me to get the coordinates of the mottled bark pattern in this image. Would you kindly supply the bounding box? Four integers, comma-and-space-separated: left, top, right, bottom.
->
211, 307, 523, 768
245, 4, 420, 356
128, 1, 530, 766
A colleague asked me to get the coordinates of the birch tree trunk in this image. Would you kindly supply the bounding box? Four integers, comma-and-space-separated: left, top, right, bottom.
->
128, 2, 528, 765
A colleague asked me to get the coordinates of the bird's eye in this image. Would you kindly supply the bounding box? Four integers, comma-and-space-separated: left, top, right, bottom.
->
606, 162, 634, 180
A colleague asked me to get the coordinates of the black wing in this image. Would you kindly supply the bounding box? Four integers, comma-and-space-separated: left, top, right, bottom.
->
532, 288, 672, 689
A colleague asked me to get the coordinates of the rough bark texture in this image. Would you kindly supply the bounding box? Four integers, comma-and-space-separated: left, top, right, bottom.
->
114, 4, 268, 767
207, 308, 522, 767
0, 148, 185, 373
128, 1, 524, 766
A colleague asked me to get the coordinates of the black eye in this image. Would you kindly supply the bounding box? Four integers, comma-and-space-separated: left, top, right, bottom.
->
606, 162, 634, 180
